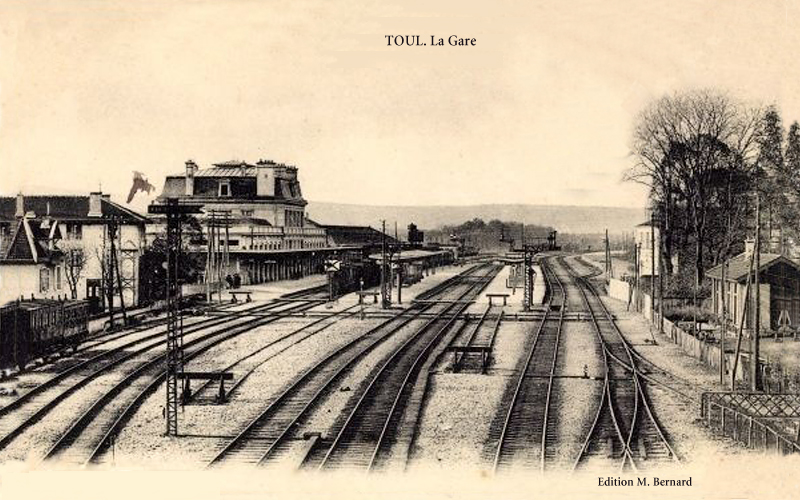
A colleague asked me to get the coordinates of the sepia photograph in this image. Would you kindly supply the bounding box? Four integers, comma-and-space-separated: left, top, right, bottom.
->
1, 1, 799, 499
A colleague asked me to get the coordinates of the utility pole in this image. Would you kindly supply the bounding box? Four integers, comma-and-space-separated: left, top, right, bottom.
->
205, 212, 214, 302
108, 217, 128, 325
658, 221, 664, 335
395, 221, 401, 304
721, 258, 727, 385
224, 211, 230, 282
103, 225, 115, 330
650, 212, 656, 324
523, 248, 532, 312
605, 229, 611, 282
205, 210, 231, 302
149, 199, 201, 436
633, 243, 640, 312
381, 220, 389, 309
753, 194, 762, 391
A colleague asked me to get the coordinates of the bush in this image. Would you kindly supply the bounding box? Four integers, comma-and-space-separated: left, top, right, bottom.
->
665, 304, 712, 323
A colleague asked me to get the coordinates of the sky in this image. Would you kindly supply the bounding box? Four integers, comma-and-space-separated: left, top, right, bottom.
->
1, 0, 800, 212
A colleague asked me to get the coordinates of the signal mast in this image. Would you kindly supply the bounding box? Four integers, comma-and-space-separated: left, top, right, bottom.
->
500, 223, 559, 311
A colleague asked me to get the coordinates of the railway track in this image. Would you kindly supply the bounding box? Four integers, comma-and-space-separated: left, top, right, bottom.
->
0, 290, 328, 462
451, 304, 503, 373
185, 306, 360, 405
567, 256, 678, 472
314, 265, 499, 472
492, 258, 565, 472
34, 285, 327, 373
204, 264, 495, 469
1, 286, 328, 409
44, 301, 356, 466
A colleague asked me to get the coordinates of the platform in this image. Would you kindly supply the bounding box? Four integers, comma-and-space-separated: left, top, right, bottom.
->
214, 274, 328, 303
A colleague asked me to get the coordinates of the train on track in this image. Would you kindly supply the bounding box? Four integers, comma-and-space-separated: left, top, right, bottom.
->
329, 252, 382, 297
0, 299, 90, 371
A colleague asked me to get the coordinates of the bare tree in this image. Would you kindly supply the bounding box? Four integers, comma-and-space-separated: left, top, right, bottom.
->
63, 247, 86, 300
626, 89, 761, 285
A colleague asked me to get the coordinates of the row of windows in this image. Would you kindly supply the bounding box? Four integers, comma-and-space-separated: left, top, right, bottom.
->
241, 240, 327, 251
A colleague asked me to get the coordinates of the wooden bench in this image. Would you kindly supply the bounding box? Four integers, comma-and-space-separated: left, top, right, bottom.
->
356, 291, 380, 305
178, 371, 234, 403
486, 293, 510, 306
229, 291, 253, 303
446, 345, 492, 373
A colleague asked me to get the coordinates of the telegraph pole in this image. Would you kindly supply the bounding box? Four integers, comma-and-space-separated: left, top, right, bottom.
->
658, 220, 664, 335
721, 258, 727, 385
149, 199, 201, 436
604, 229, 611, 282
206, 212, 214, 302
752, 194, 762, 391
381, 220, 389, 309
650, 212, 656, 324
634, 243, 639, 311
108, 217, 128, 325
395, 221, 402, 304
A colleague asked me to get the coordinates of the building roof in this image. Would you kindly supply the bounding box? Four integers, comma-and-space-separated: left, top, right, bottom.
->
0, 218, 60, 264
0, 195, 148, 224
160, 160, 304, 204
196, 164, 257, 177
169, 160, 298, 179
369, 249, 450, 263
322, 225, 399, 247
706, 252, 800, 282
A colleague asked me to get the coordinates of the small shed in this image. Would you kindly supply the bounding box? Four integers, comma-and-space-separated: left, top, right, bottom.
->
706, 251, 800, 332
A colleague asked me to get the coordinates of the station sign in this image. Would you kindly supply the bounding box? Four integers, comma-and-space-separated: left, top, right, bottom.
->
325, 260, 341, 272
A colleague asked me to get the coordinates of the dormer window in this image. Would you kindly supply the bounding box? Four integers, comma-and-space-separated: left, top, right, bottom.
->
219, 180, 231, 197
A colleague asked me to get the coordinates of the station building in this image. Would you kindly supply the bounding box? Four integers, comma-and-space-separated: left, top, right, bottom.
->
151, 159, 384, 285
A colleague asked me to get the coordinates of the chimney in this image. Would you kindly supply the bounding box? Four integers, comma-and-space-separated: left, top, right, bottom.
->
15, 193, 24, 218
185, 160, 197, 196
88, 192, 103, 217
769, 235, 781, 255
255, 159, 275, 197
744, 237, 755, 257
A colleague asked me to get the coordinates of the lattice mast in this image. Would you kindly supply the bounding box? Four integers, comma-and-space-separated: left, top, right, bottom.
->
149, 199, 201, 436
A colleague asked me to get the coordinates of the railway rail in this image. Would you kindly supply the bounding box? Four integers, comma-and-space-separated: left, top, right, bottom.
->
45, 301, 356, 466
1, 287, 328, 407
0, 288, 329, 461
451, 304, 503, 373
567, 256, 678, 472
29, 284, 325, 373
492, 258, 565, 472
314, 265, 499, 472
204, 264, 495, 469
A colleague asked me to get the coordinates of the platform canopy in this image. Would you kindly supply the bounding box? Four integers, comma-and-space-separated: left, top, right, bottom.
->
368, 249, 450, 263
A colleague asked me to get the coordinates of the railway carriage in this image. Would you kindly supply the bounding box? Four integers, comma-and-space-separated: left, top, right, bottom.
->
330, 252, 381, 297
402, 262, 424, 285
0, 299, 90, 371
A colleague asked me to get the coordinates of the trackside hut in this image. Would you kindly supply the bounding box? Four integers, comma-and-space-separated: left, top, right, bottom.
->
707, 250, 800, 333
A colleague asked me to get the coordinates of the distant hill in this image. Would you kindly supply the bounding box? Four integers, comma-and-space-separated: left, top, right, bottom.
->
306, 202, 643, 235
